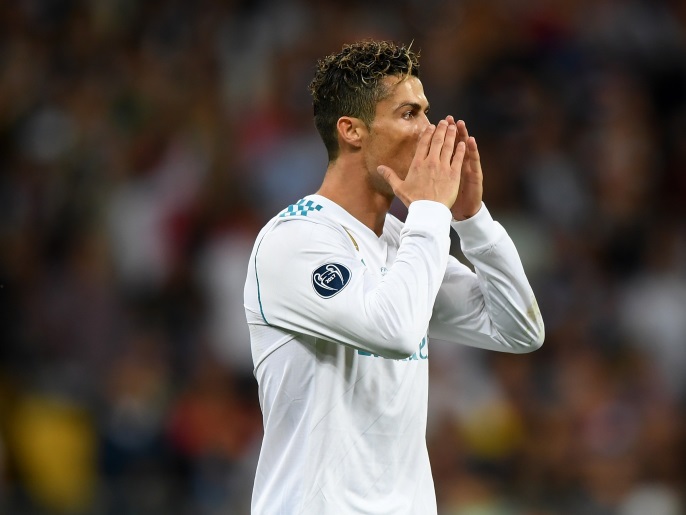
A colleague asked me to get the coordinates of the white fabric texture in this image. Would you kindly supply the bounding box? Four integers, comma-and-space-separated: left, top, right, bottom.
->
244, 195, 544, 514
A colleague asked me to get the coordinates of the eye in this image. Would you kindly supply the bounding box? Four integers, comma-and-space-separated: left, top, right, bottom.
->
402, 110, 415, 120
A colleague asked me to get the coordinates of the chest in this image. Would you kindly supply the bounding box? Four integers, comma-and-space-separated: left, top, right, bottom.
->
344, 226, 398, 280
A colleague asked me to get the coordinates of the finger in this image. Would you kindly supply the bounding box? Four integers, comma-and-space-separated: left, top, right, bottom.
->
466, 136, 481, 172
446, 115, 456, 135
441, 122, 458, 166
428, 120, 449, 161
450, 141, 467, 176
456, 119, 469, 145
467, 135, 478, 154
415, 124, 435, 160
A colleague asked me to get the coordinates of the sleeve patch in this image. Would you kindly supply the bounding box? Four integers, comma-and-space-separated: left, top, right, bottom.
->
311, 263, 351, 298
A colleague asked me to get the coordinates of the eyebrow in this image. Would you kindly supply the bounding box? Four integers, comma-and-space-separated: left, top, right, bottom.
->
396, 102, 430, 113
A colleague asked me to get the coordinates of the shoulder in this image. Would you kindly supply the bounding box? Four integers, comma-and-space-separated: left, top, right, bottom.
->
254, 198, 356, 261
276, 197, 327, 219
248, 199, 360, 305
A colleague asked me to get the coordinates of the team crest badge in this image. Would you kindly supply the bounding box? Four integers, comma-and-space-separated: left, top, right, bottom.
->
312, 263, 351, 298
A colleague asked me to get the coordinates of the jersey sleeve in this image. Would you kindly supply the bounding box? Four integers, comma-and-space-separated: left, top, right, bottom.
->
428, 203, 545, 353
251, 201, 452, 359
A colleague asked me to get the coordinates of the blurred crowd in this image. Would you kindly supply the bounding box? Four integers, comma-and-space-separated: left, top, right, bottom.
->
1, 0, 685, 513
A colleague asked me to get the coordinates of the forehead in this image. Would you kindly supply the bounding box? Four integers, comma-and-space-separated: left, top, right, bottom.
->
377, 75, 428, 109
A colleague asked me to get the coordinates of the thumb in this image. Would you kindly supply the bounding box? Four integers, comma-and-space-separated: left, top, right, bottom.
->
376, 165, 402, 192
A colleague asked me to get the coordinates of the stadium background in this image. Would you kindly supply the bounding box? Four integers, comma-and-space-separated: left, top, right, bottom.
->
1, 0, 685, 513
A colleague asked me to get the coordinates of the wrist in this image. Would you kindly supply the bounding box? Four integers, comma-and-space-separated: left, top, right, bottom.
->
451, 208, 479, 221
451, 203, 483, 222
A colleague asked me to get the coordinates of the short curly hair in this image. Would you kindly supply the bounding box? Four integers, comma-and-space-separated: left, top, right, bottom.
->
308, 40, 420, 162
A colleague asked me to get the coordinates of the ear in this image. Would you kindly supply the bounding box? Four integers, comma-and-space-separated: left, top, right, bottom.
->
336, 116, 366, 150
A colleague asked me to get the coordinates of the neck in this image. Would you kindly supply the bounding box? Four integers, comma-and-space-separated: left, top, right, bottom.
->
316, 157, 393, 237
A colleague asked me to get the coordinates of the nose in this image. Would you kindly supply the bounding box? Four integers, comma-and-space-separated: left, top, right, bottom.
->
417, 110, 431, 127
417, 116, 431, 137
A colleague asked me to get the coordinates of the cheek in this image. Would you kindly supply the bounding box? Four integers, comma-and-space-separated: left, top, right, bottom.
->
389, 128, 420, 154
399, 131, 421, 160
368, 125, 419, 172
387, 139, 419, 179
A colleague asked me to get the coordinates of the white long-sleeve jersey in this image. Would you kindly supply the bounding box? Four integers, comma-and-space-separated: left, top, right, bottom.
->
244, 195, 544, 515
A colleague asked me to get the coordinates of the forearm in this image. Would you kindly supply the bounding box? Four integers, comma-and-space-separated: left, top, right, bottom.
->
254, 202, 453, 359
430, 203, 545, 353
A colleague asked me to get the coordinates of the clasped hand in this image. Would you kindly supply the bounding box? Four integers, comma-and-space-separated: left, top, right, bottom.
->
377, 116, 483, 220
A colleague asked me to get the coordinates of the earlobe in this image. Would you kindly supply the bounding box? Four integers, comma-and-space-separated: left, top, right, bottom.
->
337, 116, 365, 150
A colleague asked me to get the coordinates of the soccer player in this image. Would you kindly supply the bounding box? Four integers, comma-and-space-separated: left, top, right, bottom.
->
244, 39, 544, 514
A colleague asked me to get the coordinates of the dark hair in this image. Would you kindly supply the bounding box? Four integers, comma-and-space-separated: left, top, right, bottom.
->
308, 40, 420, 162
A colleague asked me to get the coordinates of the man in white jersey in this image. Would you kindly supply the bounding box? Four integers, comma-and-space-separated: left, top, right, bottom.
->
244, 40, 545, 514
